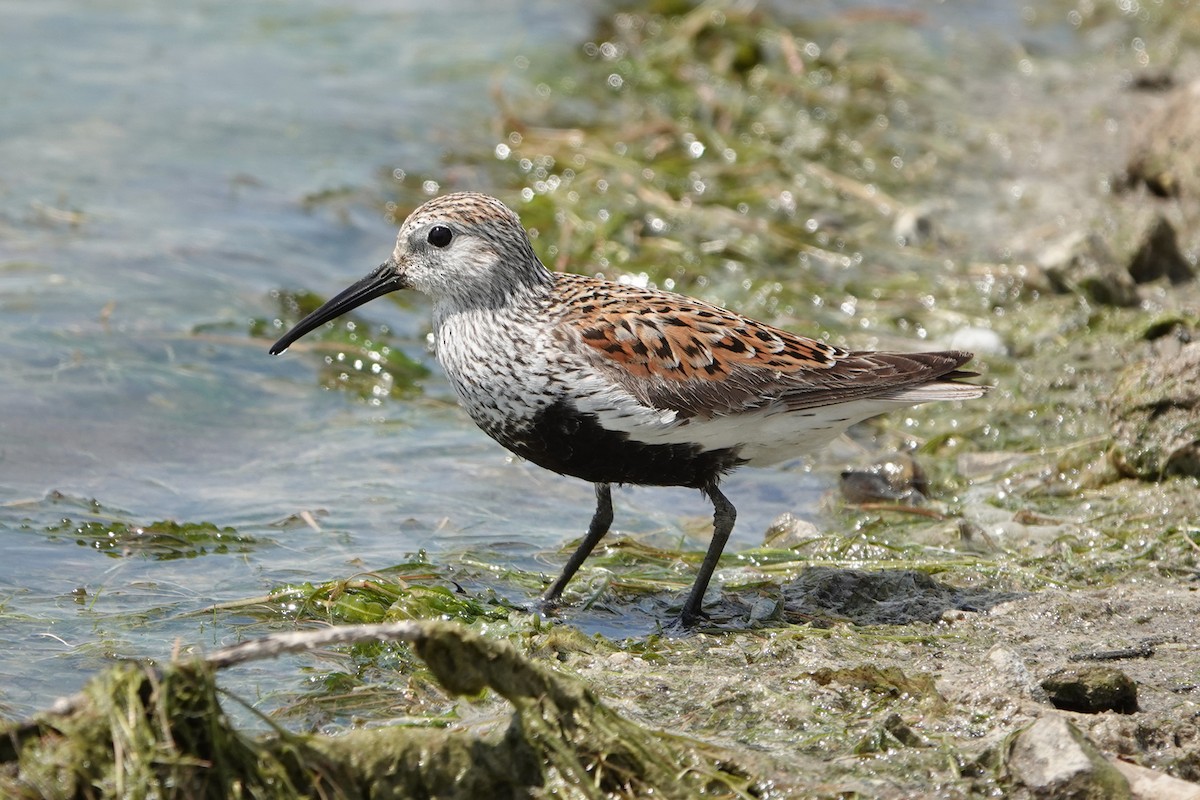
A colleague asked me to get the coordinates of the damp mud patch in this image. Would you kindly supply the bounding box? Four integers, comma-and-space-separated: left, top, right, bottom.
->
780, 567, 1022, 626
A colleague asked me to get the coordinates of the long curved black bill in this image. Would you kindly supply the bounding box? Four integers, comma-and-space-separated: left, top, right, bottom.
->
269, 261, 407, 355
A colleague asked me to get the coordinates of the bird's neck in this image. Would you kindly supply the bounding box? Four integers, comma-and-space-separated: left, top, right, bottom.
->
431, 262, 553, 328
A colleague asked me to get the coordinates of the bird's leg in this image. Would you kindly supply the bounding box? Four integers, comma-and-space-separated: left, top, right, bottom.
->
678, 483, 737, 627
540, 482, 614, 606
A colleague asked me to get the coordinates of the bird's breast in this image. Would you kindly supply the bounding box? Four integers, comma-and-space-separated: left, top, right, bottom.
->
430, 308, 743, 486
433, 308, 562, 433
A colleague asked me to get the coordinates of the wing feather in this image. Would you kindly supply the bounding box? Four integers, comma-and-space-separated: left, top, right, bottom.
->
551, 273, 983, 418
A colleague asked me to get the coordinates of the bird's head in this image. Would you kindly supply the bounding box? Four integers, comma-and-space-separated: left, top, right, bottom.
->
269, 192, 549, 355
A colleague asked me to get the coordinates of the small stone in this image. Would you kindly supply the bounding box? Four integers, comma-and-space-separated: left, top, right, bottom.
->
1006, 716, 1131, 799
1113, 760, 1200, 800
762, 512, 821, 549
882, 712, 928, 748
893, 204, 937, 246
853, 711, 929, 754
1039, 230, 1140, 307
946, 325, 1008, 357
956, 451, 1033, 481
748, 596, 782, 624
1127, 214, 1194, 285
1042, 666, 1139, 714
986, 645, 1039, 695
1109, 341, 1200, 480
1129, 70, 1175, 92
1125, 77, 1200, 199
839, 451, 928, 504
957, 519, 1001, 554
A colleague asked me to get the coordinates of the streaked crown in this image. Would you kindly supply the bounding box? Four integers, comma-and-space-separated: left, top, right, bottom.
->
392, 192, 552, 309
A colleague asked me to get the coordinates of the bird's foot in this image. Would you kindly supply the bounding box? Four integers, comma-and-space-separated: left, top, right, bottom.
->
660, 618, 692, 637
533, 591, 566, 617
661, 607, 710, 636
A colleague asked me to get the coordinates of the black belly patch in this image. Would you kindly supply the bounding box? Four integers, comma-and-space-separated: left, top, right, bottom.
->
492, 399, 744, 488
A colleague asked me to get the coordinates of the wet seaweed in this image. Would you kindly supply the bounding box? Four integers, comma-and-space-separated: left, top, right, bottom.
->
49, 518, 254, 561
10, 493, 260, 562
0, 622, 761, 800
253, 287, 429, 401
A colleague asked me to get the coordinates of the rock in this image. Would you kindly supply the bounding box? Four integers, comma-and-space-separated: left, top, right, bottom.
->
893, 203, 936, 246
946, 325, 1008, 357
1113, 759, 1200, 800
762, 512, 821, 549
1125, 77, 1200, 199
956, 519, 1001, 554
747, 595, 783, 624
1109, 341, 1200, 480
1129, 70, 1175, 92
1006, 716, 1131, 799
953, 503, 1079, 551
839, 451, 928, 504
1126, 214, 1194, 285
1141, 314, 1199, 343
1039, 230, 1139, 307
853, 711, 930, 754
1041, 666, 1139, 714
986, 645, 1041, 695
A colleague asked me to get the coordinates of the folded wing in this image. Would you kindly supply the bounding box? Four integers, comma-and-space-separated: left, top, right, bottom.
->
552, 273, 984, 419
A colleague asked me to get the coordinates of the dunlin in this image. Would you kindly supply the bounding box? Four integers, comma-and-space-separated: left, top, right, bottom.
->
270, 192, 985, 627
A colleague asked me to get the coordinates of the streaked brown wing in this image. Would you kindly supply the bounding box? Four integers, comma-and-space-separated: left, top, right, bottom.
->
552, 273, 975, 418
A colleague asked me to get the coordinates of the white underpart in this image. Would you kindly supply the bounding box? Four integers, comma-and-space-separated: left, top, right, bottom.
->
434, 306, 558, 432
570, 375, 958, 467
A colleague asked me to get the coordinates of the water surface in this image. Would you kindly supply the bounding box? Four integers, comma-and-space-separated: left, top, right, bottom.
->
0, 0, 618, 716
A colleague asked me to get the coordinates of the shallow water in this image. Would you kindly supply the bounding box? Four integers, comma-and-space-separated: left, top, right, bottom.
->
0, 0, 1106, 719
0, 0, 612, 716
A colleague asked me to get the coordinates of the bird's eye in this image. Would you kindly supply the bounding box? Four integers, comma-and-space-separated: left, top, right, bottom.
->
427, 225, 453, 248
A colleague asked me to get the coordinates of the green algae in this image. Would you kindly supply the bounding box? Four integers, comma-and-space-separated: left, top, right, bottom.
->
49, 518, 253, 561
389, 1, 967, 336
262, 573, 519, 628
14, 494, 259, 562
254, 287, 429, 401
1, 622, 759, 800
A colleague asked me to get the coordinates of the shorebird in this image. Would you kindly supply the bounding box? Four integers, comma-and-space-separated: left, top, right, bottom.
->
270, 192, 985, 627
